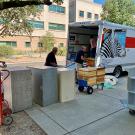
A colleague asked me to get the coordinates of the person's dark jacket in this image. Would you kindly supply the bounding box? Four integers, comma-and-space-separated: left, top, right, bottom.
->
45, 51, 57, 67
75, 50, 84, 64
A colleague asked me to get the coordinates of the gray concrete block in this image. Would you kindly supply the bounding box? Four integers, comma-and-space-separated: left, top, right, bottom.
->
58, 68, 75, 102
3, 66, 32, 113
29, 66, 58, 107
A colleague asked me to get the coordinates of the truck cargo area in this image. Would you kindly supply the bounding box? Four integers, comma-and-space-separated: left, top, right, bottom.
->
67, 25, 99, 61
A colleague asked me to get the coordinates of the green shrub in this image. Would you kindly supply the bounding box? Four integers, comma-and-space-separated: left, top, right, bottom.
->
57, 47, 67, 56
40, 32, 55, 52
14, 50, 24, 55
0, 46, 14, 57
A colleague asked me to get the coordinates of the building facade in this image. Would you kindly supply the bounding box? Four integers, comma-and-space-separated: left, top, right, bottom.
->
0, 0, 102, 51
69, 0, 102, 23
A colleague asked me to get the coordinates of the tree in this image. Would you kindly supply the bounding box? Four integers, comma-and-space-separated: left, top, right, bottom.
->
0, 0, 63, 36
0, 6, 40, 36
101, 0, 135, 26
40, 32, 55, 52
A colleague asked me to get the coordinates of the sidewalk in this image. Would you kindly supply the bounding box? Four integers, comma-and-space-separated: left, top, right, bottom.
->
25, 77, 135, 135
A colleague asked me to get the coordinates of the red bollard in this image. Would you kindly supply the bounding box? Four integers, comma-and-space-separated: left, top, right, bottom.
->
0, 72, 2, 125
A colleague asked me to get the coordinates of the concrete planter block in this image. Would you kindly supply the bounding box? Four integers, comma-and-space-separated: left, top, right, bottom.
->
3, 67, 32, 113
29, 66, 58, 107
58, 68, 75, 102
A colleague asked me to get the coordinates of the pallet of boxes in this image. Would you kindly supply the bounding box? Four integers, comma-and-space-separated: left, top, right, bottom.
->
77, 58, 105, 94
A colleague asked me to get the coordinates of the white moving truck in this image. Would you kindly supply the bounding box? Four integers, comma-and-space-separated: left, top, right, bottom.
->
67, 21, 135, 77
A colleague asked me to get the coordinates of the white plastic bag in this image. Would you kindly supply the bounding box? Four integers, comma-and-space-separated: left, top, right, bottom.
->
105, 75, 118, 86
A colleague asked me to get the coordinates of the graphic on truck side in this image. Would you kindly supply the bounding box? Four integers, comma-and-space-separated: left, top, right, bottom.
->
100, 28, 126, 59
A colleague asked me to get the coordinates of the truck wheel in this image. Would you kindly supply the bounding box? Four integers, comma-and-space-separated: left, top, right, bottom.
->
129, 109, 135, 115
113, 66, 122, 78
87, 86, 93, 94
78, 86, 84, 92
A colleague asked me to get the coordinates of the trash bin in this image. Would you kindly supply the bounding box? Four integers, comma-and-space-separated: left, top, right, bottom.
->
29, 66, 58, 107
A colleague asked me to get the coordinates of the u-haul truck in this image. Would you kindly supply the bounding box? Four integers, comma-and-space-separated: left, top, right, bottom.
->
67, 20, 135, 77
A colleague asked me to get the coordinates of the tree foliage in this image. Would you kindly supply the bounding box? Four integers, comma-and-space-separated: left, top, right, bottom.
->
101, 0, 135, 26
0, 0, 63, 36
0, 45, 14, 57
40, 32, 55, 52
0, 5, 41, 36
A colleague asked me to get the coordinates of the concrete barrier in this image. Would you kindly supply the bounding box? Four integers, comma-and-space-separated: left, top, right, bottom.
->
58, 68, 75, 102
3, 67, 32, 113
29, 66, 58, 107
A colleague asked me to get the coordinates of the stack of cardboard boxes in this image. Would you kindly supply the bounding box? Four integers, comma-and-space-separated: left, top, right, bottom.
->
78, 67, 105, 86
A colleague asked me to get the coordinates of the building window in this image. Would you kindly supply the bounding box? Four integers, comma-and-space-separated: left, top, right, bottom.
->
27, 20, 44, 29
87, 12, 92, 19
94, 14, 99, 20
49, 23, 65, 31
0, 41, 17, 47
49, 5, 65, 13
25, 42, 31, 48
79, 11, 84, 17
37, 5, 44, 11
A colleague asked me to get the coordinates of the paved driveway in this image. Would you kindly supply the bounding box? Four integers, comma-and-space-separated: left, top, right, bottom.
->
26, 77, 135, 135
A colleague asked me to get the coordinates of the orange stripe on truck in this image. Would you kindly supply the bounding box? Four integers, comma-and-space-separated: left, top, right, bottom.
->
126, 37, 135, 48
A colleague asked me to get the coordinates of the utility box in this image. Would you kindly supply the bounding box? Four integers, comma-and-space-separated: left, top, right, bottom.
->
29, 66, 58, 106
58, 68, 75, 102
3, 67, 32, 113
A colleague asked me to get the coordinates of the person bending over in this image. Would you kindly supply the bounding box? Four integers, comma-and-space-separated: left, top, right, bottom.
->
45, 47, 58, 67
75, 46, 87, 65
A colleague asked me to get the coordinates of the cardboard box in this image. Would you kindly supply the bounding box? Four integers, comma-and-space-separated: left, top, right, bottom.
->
85, 58, 95, 67
78, 67, 97, 78
88, 77, 97, 86
97, 68, 105, 76
97, 75, 105, 84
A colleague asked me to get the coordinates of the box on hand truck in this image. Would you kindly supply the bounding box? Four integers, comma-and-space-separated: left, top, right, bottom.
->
77, 67, 105, 94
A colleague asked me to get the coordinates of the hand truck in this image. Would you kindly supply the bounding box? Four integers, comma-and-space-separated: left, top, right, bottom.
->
0, 61, 13, 126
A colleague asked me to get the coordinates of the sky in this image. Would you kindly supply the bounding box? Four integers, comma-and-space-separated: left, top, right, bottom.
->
94, 0, 105, 4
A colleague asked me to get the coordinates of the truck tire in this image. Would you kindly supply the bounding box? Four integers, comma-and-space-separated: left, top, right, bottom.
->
129, 109, 135, 115
113, 66, 122, 78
